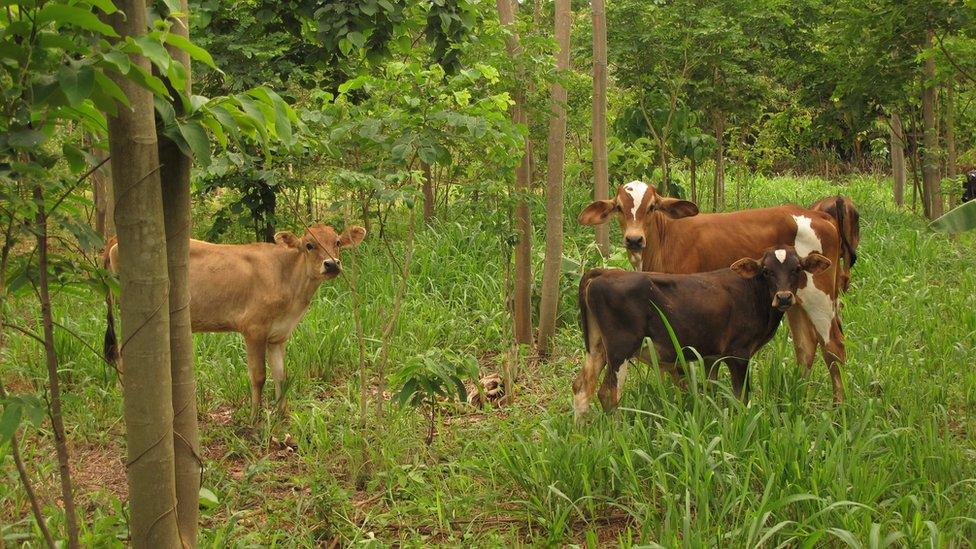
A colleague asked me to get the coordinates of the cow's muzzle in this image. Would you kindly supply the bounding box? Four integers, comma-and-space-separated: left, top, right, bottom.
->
323, 259, 341, 275
773, 291, 795, 311
625, 235, 645, 251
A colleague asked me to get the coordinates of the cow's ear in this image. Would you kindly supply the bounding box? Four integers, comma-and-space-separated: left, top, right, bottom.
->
730, 257, 762, 279
339, 226, 366, 249
657, 197, 699, 219
274, 231, 301, 248
578, 200, 617, 225
801, 253, 832, 275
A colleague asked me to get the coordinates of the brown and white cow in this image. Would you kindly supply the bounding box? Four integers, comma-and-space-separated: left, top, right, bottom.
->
809, 195, 860, 292
574, 247, 832, 418
104, 224, 366, 420
578, 181, 846, 403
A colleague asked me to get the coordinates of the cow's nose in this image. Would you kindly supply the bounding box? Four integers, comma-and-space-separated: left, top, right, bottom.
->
773, 292, 794, 309
324, 259, 341, 273
625, 235, 644, 250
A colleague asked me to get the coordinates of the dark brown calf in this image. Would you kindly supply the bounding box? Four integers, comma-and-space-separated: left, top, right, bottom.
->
579, 181, 847, 403
808, 195, 860, 292
573, 247, 831, 419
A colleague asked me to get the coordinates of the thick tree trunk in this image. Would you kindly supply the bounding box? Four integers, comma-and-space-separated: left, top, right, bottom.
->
537, 0, 571, 354
921, 29, 943, 220
157, 1, 200, 544
591, 0, 610, 257
106, 2, 182, 547
32, 185, 81, 549
422, 161, 434, 222
890, 113, 906, 207
497, 0, 533, 345
713, 110, 726, 212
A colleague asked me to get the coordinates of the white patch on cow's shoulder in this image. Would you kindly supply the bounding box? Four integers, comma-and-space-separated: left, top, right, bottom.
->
792, 214, 832, 343
792, 215, 822, 256
797, 280, 833, 344
775, 249, 787, 263
623, 180, 648, 220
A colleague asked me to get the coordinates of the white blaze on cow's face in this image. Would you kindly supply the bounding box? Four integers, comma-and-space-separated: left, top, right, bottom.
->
577, 181, 700, 269
791, 215, 834, 343
275, 224, 366, 280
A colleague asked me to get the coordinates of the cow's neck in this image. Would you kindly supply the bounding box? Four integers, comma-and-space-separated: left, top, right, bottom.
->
642, 211, 674, 272
281, 249, 325, 309
746, 277, 785, 342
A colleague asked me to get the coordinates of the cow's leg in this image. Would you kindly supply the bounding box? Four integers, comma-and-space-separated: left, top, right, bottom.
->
598, 361, 627, 413
786, 308, 818, 376
572, 347, 605, 420
268, 342, 287, 414
727, 358, 751, 402
244, 337, 268, 422
820, 316, 846, 404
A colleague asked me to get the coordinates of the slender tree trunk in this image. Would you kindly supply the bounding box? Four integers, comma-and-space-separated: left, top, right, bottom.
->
497, 0, 532, 345
91, 145, 114, 239
32, 186, 81, 548
0, 231, 57, 549
157, 1, 200, 544
106, 2, 182, 547
945, 82, 957, 208
921, 29, 943, 220
421, 161, 434, 222
537, 0, 571, 354
890, 113, 906, 207
690, 156, 697, 204
713, 110, 726, 212
591, 0, 610, 257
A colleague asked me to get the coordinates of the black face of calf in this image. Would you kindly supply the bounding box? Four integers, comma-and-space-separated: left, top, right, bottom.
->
963, 171, 976, 203
730, 247, 831, 312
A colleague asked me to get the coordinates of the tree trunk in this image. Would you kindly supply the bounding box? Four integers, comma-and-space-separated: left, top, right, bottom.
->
713, 110, 726, 212
496, 0, 533, 345
657, 141, 670, 197
32, 185, 81, 549
591, 0, 610, 257
157, 1, 200, 544
91, 145, 114, 239
945, 82, 957, 208
690, 156, 697, 204
890, 113, 906, 207
106, 2, 182, 547
537, 0, 571, 354
921, 29, 943, 220
422, 161, 434, 222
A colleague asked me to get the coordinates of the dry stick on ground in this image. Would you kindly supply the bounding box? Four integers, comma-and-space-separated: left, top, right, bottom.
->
31, 184, 81, 548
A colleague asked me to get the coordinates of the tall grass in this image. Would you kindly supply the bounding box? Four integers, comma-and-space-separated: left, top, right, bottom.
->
1, 175, 974, 546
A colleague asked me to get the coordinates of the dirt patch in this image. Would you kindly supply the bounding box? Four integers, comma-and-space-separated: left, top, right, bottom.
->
70, 438, 128, 501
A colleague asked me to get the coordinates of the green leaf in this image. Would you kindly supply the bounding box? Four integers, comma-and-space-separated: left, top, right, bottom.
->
128, 63, 170, 98
178, 120, 211, 167
101, 50, 131, 74
58, 65, 95, 107
930, 201, 976, 234
347, 31, 365, 49
63, 144, 86, 173
199, 487, 219, 509
93, 71, 130, 109
7, 129, 47, 149
0, 400, 23, 443
164, 33, 220, 71
132, 35, 171, 72
35, 4, 119, 37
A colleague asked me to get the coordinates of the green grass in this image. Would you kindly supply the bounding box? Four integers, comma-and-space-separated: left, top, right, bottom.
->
2, 175, 975, 546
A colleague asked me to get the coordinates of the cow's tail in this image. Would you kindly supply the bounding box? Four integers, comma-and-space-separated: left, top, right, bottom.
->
834, 196, 856, 269
103, 237, 119, 365
579, 269, 605, 353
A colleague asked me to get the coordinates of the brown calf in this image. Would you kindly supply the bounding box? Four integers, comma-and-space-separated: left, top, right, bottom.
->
808, 195, 860, 292
104, 224, 366, 420
574, 247, 832, 418
579, 181, 847, 403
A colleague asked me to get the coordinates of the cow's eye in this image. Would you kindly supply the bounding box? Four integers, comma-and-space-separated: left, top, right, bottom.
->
306, 242, 315, 250
336, 240, 341, 247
